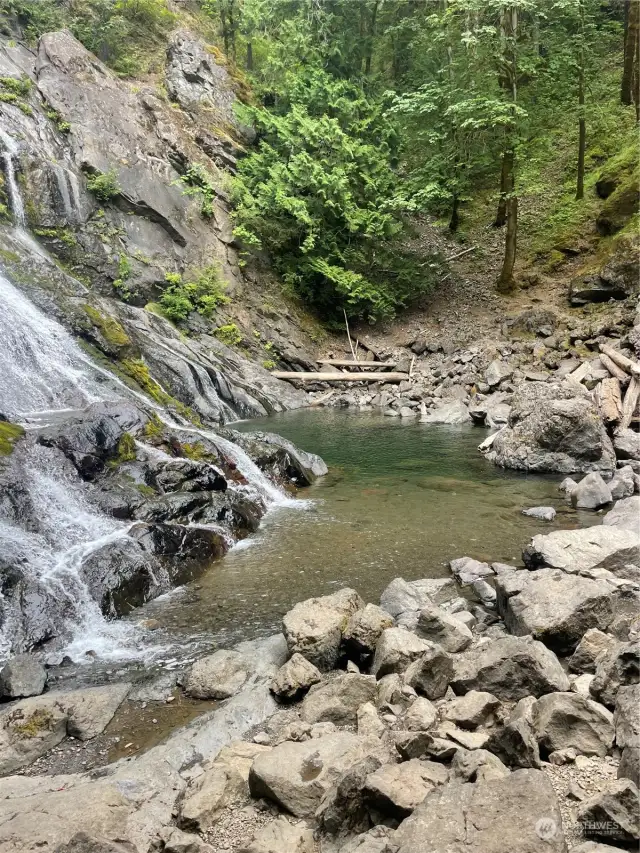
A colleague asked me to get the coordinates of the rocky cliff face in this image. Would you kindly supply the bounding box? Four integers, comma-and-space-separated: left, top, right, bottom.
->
0, 27, 327, 659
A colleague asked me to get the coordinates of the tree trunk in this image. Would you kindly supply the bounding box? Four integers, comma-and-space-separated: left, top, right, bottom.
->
246, 41, 253, 71
576, 0, 586, 200
494, 149, 514, 227
622, 0, 638, 104
497, 196, 518, 293
449, 194, 460, 232
364, 0, 379, 76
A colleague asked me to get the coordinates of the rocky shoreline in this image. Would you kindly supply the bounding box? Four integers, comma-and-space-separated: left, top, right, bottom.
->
0, 476, 638, 852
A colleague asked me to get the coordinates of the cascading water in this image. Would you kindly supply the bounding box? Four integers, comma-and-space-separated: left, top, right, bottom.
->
0, 266, 295, 660
0, 128, 25, 226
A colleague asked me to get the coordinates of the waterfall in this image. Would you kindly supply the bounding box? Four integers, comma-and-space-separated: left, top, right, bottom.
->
0, 271, 105, 418
50, 162, 75, 222
0, 128, 26, 226
0, 265, 294, 662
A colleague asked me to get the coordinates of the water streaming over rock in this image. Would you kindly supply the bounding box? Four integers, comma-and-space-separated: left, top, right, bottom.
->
0, 268, 292, 661
0, 128, 25, 226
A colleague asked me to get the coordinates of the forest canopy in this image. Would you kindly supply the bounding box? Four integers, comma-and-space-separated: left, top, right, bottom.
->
1, 0, 638, 321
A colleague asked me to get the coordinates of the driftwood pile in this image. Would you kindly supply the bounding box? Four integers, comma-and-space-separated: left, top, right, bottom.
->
568, 344, 640, 430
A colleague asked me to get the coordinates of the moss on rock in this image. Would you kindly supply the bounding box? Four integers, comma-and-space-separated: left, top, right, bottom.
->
0, 421, 25, 455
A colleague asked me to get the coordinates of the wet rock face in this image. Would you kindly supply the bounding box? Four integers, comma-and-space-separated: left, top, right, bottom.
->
490, 381, 616, 474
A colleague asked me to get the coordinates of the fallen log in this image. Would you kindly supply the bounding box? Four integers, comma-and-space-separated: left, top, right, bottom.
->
600, 344, 640, 378
599, 352, 630, 384
595, 378, 623, 425
620, 375, 640, 429
567, 360, 591, 385
317, 359, 397, 369
271, 371, 409, 383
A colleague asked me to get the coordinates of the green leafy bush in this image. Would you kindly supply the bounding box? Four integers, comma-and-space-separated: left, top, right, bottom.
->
86, 169, 121, 201
179, 164, 217, 218
231, 68, 431, 322
214, 323, 242, 346
160, 265, 229, 322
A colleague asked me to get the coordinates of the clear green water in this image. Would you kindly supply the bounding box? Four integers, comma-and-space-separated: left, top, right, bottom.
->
136, 410, 591, 657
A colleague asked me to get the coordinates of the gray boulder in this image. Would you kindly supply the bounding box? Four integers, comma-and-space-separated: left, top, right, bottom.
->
571, 844, 631, 853
420, 400, 470, 424
532, 692, 614, 757
485, 359, 513, 388
392, 769, 567, 852
404, 645, 455, 700
570, 629, 618, 674
449, 557, 494, 585
450, 747, 510, 782
603, 495, 640, 532
270, 654, 322, 702
300, 673, 377, 726
185, 650, 252, 700
414, 602, 472, 653
403, 697, 438, 732
618, 746, 640, 785
590, 641, 640, 707
248, 732, 379, 818
451, 636, 569, 700
614, 428, 640, 461
571, 473, 613, 509
489, 381, 616, 474
0, 655, 47, 699
496, 568, 620, 655
363, 759, 448, 819
343, 604, 394, 657
443, 691, 502, 730
578, 779, 640, 846
610, 466, 635, 500
523, 526, 640, 574
614, 684, 640, 749
379, 577, 457, 618
370, 628, 431, 678
522, 506, 557, 521
283, 588, 364, 671
486, 718, 541, 769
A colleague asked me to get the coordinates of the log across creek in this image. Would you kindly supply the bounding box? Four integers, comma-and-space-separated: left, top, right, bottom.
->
270, 371, 409, 383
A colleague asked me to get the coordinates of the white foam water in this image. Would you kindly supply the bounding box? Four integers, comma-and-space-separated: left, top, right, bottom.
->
0, 128, 25, 226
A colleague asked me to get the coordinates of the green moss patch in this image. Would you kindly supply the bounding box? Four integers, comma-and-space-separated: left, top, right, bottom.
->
0, 421, 25, 455
82, 304, 131, 349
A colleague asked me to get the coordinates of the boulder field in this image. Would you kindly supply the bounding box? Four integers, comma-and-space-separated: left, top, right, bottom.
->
1, 491, 638, 853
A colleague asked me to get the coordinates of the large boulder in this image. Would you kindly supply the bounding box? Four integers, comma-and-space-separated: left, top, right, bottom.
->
590, 641, 640, 707
0, 655, 47, 699
237, 816, 314, 853
451, 636, 570, 701
613, 428, 640, 461
300, 673, 377, 726
343, 604, 394, 657
488, 382, 616, 473
370, 628, 432, 678
270, 654, 321, 703
379, 577, 457, 619
443, 691, 502, 731
391, 769, 567, 853
282, 588, 364, 671
420, 400, 470, 425
414, 602, 472, 652
614, 684, 640, 750
532, 692, 614, 757
602, 495, 640, 532
248, 732, 379, 818
578, 779, 640, 846
363, 760, 448, 820
496, 568, 622, 654
37, 402, 144, 480
570, 473, 613, 509
403, 645, 455, 701
523, 526, 640, 574
570, 629, 619, 674
485, 717, 541, 769
185, 650, 252, 700
449, 557, 494, 586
